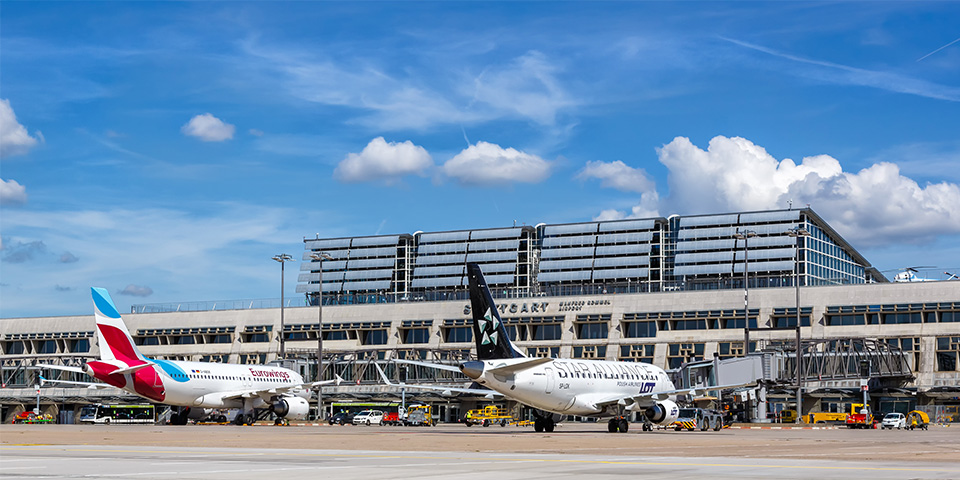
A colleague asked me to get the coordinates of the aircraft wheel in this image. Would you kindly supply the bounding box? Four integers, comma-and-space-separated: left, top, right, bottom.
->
534, 418, 544, 432
608, 419, 618, 433
618, 418, 629, 433
544, 419, 555, 433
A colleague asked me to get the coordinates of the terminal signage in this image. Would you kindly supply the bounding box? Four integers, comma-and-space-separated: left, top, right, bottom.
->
463, 299, 611, 315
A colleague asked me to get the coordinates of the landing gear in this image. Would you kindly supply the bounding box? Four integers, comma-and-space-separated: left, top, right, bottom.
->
171, 407, 190, 425
642, 422, 653, 431
533, 417, 555, 432
607, 417, 629, 433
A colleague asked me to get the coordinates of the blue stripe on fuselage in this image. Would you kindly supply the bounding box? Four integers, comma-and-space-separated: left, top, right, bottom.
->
150, 358, 189, 382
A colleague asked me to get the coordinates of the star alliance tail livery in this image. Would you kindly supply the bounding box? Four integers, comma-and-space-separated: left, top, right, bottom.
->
41, 287, 339, 425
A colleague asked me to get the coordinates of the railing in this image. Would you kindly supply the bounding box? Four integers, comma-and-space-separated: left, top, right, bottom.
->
132, 275, 867, 314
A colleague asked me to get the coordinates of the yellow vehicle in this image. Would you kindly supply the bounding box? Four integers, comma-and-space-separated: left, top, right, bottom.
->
779, 409, 798, 423
805, 403, 868, 425
906, 410, 929, 430
404, 405, 436, 426
463, 405, 513, 427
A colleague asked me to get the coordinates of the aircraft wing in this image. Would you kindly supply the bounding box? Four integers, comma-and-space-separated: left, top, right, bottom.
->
374, 364, 503, 398
39, 375, 113, 390
592, 381, 757, 410
36, 363, 87, 374
216, 375, 344, 401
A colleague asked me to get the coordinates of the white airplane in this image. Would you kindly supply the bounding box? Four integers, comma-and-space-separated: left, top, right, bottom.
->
39, 287, 340, 425
388, 263, 752, 433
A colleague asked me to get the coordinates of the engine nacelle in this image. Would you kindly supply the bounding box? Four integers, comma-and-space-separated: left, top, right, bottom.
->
644, 400, 680, 425
271, 397, 310, 420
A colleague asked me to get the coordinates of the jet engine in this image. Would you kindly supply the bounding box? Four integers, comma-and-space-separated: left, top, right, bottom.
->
643, 400, 680, 425
271, 397, 310, 420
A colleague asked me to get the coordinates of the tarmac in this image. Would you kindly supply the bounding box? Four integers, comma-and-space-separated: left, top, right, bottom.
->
1, 423, 958, 479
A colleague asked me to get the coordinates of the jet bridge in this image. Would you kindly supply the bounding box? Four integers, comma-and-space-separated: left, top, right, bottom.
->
678, 337, 914, 422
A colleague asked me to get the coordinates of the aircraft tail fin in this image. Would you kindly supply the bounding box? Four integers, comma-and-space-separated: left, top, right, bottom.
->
466, 263, 524, 360
91, 287, 147, 365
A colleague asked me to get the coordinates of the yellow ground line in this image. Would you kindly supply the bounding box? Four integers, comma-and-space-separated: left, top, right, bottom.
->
1, 446, 957, 473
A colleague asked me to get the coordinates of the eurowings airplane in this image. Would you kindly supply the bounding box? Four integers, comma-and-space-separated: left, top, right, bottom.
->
392, 263, 752, 433
40, 287, 339, 425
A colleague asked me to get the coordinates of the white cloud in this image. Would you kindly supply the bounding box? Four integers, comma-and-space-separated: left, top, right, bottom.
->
181, 113, 235, 142
334, 137, 433, 183
0, 178, 27, 205
468, 51, 576, 126
656, 136, 960, 245
577, 160, 656, 194
442, 141, 551, 185
119, 284, 153, 297
0, 99, 42, 158
591, 192, 661, 221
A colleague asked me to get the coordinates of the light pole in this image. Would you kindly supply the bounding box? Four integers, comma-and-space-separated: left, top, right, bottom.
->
309, 252, 333, 420
787, 227, 811, 423
272, 253, 293, 361
734, 229, 757, 353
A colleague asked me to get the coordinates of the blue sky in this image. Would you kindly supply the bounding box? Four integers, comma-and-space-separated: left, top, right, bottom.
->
2, 2, 959, 318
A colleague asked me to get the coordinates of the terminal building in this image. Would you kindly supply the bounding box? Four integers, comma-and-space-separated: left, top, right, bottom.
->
2, 208, 958, 424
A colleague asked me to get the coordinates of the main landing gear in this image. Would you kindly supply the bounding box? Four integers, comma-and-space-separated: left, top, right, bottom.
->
607, 416, 629, 433
533, 417, 555, 432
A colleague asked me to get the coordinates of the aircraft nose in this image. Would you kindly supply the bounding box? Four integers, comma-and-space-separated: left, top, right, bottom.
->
459, 361, 484, 379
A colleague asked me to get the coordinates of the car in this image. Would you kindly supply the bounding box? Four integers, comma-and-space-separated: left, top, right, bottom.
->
328, 411, 356, 426
881, 412, 907, 429
352, 410, 384, 426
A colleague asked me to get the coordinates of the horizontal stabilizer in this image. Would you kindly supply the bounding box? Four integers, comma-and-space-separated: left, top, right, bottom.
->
109, 363, 155, 376
487, 357, 554, 376
394, 358, 462, 373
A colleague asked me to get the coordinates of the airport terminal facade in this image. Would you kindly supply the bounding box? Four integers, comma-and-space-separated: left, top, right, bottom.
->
2, 208, 959, 423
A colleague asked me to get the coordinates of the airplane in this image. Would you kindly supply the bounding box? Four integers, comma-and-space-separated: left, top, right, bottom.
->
39, 287, 340, 425
384, 263, 753, 433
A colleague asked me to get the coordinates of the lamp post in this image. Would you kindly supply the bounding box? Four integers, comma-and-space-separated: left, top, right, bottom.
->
787, 227, 811, 423
309, 252, 333, 420
734, 229, 757, 353
272, 253, 293, 361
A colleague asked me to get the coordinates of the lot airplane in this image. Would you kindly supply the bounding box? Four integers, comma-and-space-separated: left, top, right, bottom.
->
40, 287, 340, 425
393, 263, 750, 433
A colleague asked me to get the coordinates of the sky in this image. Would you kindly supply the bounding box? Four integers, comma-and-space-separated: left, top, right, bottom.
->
2, 2, 959, 318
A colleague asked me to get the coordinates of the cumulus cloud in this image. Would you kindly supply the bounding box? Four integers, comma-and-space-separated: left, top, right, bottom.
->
0, 178, 27, 205
334, 137, 433, 183
442, 141, 551, 185
657, 135, 960, 245
181, 113, 235, 142
577, 160, 656, 194
118, 284, 153, 297
585, 135, 960, 246
0, 99, 42, 158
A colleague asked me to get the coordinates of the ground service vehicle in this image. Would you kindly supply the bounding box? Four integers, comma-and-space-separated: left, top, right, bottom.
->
671, 408, 723, 431
352, 410, 384, 425
845, 403, 875, 429
79, 404, 155, 424
404, 405, 436, 426
12, 411, 54, 424
881, 412, 907, 429
906, 410, 930, 430
381, 411, 401, 426
463, 405, 513, 427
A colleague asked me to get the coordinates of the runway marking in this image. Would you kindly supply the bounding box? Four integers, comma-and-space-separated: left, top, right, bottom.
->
2, 446, 958, 474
